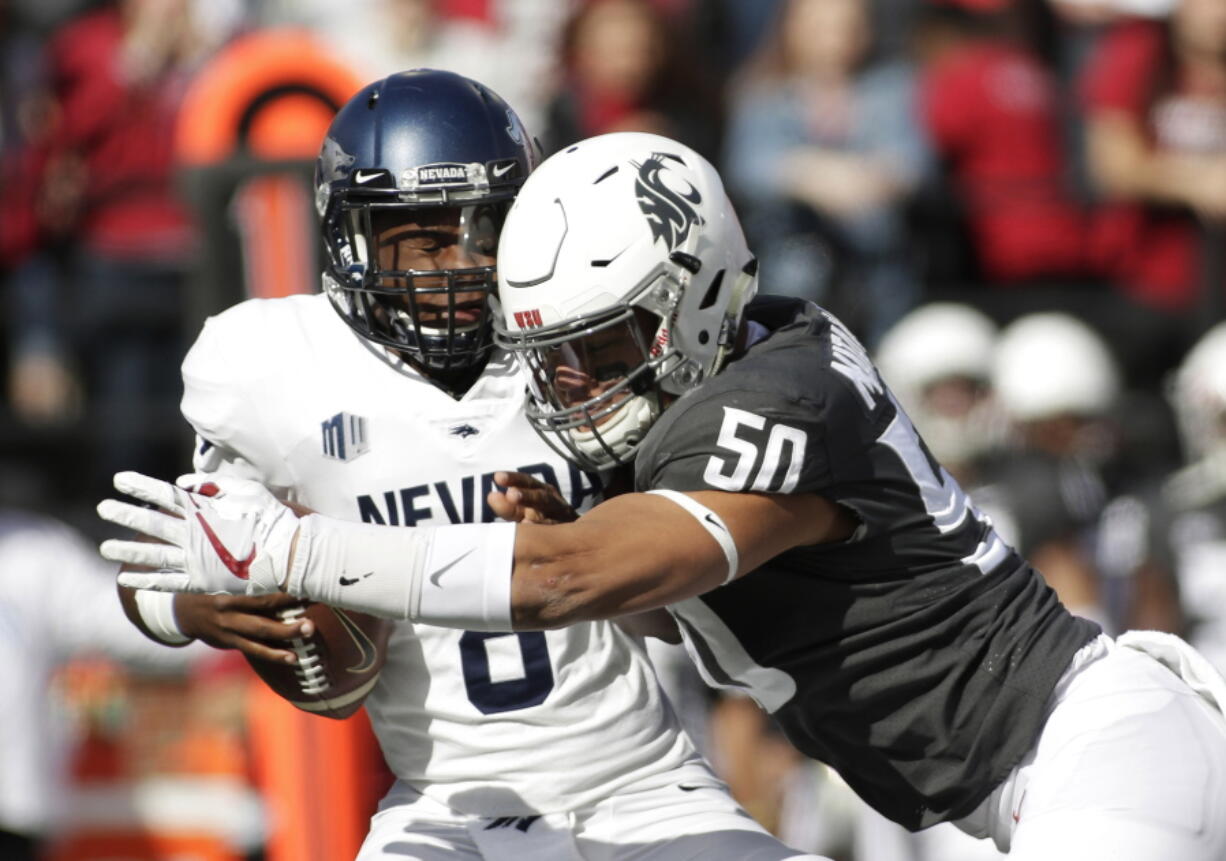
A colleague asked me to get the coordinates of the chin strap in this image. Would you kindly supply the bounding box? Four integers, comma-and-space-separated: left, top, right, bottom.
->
710, 258, 759, 377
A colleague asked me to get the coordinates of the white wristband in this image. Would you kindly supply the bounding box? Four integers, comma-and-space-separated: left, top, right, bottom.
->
413, 522, 516, 631
135, 589, 191, 645
290, 514, 516, 631
647, 490, 739, 584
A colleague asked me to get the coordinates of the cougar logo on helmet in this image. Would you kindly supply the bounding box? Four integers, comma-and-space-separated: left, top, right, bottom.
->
635, 154, 703, 252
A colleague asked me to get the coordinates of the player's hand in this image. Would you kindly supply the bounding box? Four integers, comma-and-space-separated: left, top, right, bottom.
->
174, 592, 313, 665
97, 471, 299, 596
487, 471, 578, 524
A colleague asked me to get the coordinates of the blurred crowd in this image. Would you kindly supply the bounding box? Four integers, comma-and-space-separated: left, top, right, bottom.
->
2, 0, 1226, 859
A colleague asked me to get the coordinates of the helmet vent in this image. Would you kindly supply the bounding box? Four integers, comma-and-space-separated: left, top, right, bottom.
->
698, 269, 725, 309
366, 89, 379, 109
594, 165, 620, 184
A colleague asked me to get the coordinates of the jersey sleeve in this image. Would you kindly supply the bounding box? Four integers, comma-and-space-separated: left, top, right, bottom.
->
636, 386, 833, 496
180, 301, 296, 491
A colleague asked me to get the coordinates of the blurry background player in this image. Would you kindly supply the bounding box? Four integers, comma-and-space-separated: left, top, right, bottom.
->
117, 71, 823, 861
977, 312, 1122, 629
1167, 321, 1226, 675
0, 506, 207, 860
872, 301, 1005, 486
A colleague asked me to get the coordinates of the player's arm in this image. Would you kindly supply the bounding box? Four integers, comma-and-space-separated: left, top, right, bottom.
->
99, 472, 854, 631
506, 489, 852, 628
117, 582, 309, 662
489, 471, 681, 641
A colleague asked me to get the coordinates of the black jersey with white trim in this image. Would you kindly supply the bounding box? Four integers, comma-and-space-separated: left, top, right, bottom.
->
633, 297, 1099, 830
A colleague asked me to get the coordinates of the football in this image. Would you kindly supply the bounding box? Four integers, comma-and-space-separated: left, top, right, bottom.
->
246, 601, 394, 720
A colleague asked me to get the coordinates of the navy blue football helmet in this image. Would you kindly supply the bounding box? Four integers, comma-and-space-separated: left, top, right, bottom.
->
315, 69, 537, 372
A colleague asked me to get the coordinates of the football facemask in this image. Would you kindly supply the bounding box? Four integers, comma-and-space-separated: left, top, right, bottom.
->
517, 305, 667, 471
322, 200, 510, 370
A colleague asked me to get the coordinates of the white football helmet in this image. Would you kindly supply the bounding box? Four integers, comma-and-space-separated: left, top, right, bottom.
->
1170, 322, 1226, 462
874, 303, 1004, 466
992, 313, 1121, 423
494, 132, 758, 471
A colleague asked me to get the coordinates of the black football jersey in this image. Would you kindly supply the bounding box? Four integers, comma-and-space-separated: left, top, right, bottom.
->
634, 297, 1099, 830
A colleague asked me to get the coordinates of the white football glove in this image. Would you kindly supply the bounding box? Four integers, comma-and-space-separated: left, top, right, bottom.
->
98, 471, 300, 596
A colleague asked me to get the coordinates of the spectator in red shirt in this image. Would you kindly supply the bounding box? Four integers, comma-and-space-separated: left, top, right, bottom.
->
25, 0, 210, 498
1, 6, 82, 429
916, 0, 1090, 284
40, 0, 198, 261
540, 0, 722, 160
1081, 0, 1226, 316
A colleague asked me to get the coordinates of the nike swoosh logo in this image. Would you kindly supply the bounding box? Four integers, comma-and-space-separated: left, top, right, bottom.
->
491, 162, 515, 178
338, 572, 372, 587
332, 608, 379, 674
430, 549, 475, 587
703, 513, 726, 532
678, 783, 704, 792
194, 510, 255, 580
354, 170, 381, 183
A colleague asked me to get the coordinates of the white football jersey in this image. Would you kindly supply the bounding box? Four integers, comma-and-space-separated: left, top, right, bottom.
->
180, 293, 701, 815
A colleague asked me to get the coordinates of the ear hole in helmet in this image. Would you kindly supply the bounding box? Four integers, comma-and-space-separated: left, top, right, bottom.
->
698, 330, 710, 344
699, 269, 725, 310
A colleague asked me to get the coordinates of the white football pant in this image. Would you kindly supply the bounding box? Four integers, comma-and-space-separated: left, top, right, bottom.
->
956, 633, 1226, 860
357, 774, 829, 861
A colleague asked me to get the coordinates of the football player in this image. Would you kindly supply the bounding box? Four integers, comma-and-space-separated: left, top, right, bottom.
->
1167, 322, 1226, 674
107, 79, 822, 861
102, 132, 1226, 860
